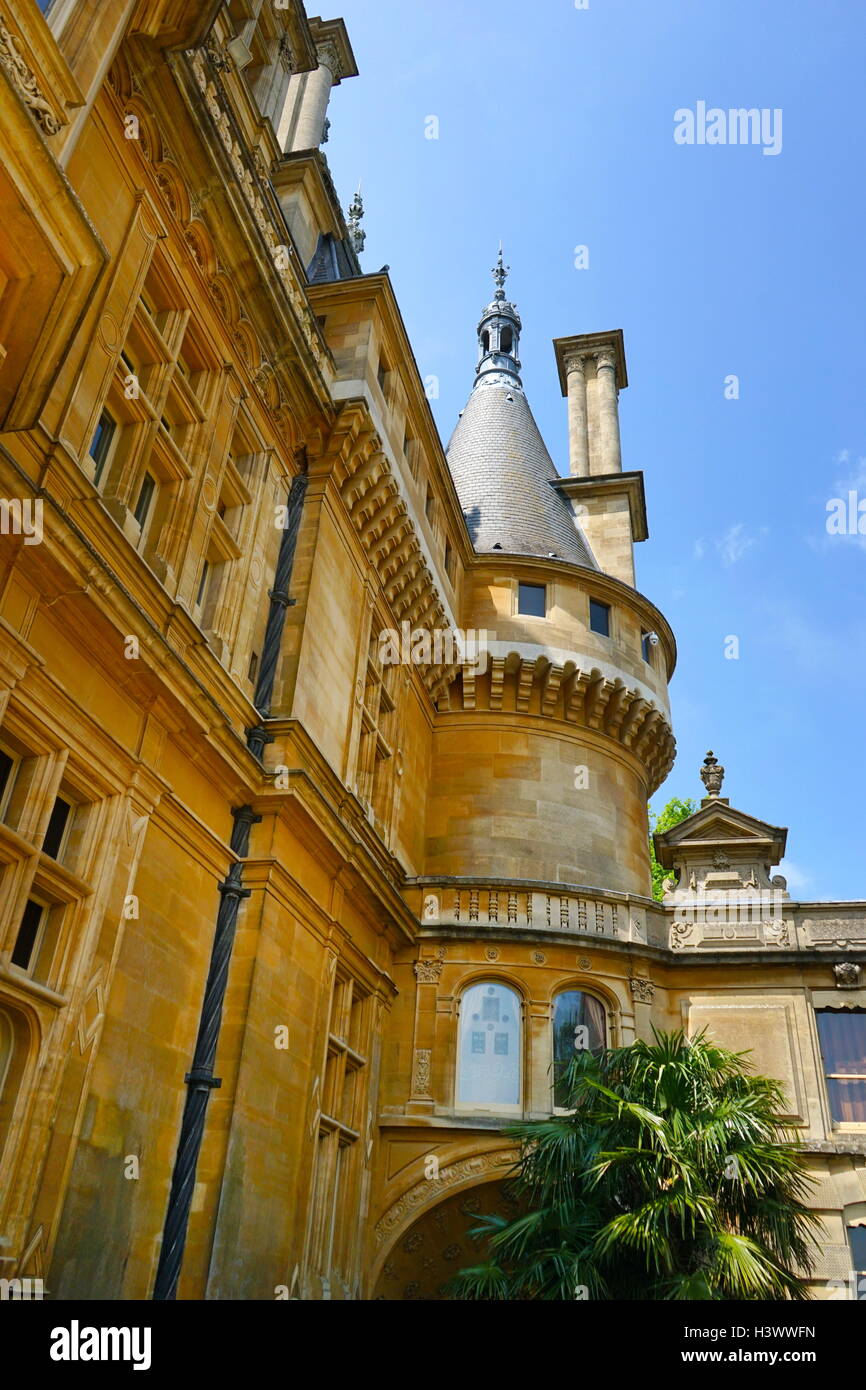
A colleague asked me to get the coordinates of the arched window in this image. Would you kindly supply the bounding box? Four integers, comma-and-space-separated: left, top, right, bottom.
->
500, 327, 513, 354
481, 330, 490, 353
552, 991, 606, 1109
457, 982, 520, 1107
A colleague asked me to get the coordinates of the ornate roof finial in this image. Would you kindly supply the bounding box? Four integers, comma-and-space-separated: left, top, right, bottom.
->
347, 184, 365, 256
700, 750, 725, 798
492, 242, 509, 300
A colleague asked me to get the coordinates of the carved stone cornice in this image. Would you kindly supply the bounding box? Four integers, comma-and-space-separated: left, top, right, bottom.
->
436, 651, 675, 793
307, 16, 358, 86
326, 403, 461, 703
553, 330, 628, 394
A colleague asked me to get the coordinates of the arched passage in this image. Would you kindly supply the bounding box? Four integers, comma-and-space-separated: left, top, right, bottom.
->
371, 1179, 518, 1300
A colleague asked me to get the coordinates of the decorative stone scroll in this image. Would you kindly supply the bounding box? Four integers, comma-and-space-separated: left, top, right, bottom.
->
0, 15, 61, 134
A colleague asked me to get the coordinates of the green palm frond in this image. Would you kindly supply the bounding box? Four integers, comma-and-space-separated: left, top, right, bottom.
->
451, 1028, 818, 1301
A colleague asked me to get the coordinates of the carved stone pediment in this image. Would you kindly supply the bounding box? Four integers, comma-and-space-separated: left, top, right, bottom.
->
654, 800, 787, 876
696, 815, 763, 841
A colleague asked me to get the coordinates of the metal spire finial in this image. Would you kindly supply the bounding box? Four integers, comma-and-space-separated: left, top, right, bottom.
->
492, 243, 509, 300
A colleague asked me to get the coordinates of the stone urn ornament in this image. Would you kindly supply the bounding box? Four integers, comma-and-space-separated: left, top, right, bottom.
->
700, 750, 725, 798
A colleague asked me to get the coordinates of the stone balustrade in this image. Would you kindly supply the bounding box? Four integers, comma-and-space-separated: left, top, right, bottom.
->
409, 880, 866, 963
414, 880, 651, 944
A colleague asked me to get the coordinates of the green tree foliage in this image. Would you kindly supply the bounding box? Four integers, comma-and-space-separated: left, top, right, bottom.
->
648, 796, 696, 900
449, 1030, 818, 1301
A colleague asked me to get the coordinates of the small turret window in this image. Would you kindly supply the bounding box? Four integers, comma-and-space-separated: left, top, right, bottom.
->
481, 331, 490, 353
518, 582, 546, 618
589, 598, 611, 637
500, 327, 513, 354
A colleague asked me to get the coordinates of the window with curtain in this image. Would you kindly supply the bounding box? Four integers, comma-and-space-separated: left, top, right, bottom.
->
457, 982, 520, 1107
816, 1009, 866, 1123
553, 990, 606, 1109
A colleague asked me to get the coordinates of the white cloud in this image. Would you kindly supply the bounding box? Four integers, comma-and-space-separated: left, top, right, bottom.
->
693, 539, 705, 560
716, 522, 768, 566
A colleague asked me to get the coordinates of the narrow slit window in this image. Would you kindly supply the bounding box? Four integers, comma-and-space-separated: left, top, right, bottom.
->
196, 560, 210, 609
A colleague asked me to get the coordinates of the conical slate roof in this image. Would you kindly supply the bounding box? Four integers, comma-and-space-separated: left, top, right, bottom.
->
446, 381, 598, 568
445, 252, 597, 569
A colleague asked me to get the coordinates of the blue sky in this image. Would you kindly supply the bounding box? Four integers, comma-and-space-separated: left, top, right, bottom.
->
324, 0, 866, 901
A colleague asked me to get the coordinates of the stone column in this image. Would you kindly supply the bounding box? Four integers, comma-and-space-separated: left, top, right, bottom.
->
564, 353, 589, 477
594, 348, 622, 474
291, 39, 341, 151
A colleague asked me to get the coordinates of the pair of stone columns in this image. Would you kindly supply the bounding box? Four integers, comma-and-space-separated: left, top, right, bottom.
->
564, 349, 622, 478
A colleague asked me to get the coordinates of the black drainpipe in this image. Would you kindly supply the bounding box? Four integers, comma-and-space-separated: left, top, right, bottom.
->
152, 451, 308, 1300
247, 453, 309, 757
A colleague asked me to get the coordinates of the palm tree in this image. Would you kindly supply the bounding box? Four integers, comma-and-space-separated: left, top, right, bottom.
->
450, 1029, 820, 1300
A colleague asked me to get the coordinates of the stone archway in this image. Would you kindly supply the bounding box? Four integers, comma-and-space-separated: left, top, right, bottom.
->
371, 1180, 518, 1301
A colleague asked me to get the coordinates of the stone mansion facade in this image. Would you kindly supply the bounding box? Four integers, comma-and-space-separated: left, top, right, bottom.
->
0, 0, 863, 1300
